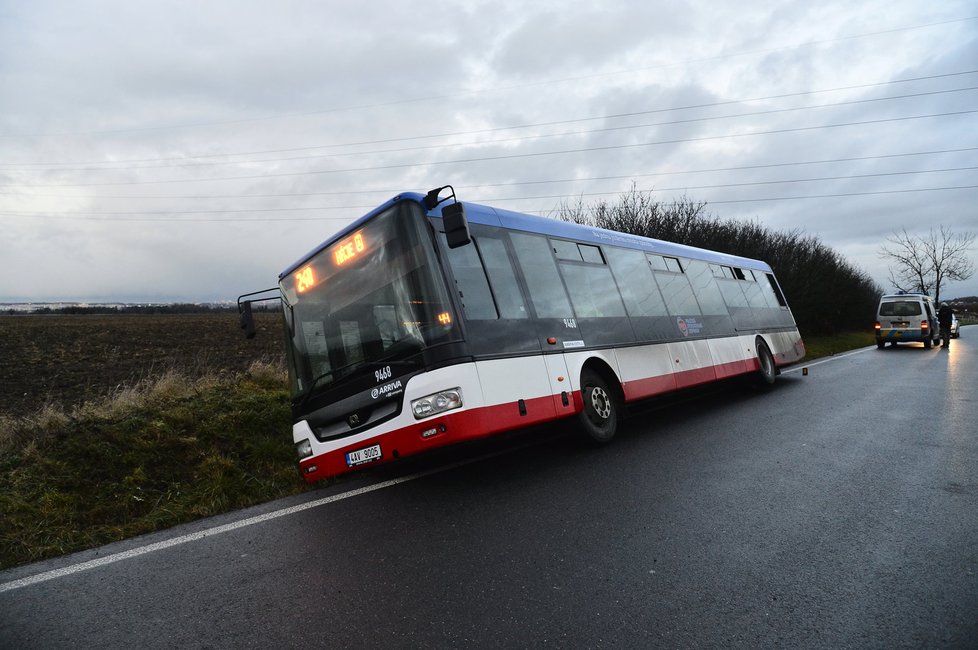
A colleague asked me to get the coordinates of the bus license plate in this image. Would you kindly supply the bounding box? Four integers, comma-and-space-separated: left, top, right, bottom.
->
346, 444, 382, 467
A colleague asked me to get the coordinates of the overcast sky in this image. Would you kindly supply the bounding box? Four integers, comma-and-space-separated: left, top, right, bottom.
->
1, 0, 976, 304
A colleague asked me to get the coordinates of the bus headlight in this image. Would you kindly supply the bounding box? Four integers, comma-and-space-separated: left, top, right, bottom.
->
296, 439, 313, 459
411, 388, 462, 419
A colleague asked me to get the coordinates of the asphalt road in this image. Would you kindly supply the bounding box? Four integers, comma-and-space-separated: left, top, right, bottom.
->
2, 329, 977, 649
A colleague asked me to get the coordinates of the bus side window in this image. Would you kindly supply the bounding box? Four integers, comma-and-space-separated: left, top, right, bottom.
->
557, 258, 626, 318
756, 273, 786, 309
765, 273, 789, 307
685, 260, 728, 316
654, 259, 701, 316
479, 237, 529, 319
578, 244, 604, 264
663, 256, 683, 273
718, 277, 749, 307
510, 232, 574, 319
552, 239, 582, 261
606, 247, 667, 317
741, 271, 770, 310
443, 237, 498, 320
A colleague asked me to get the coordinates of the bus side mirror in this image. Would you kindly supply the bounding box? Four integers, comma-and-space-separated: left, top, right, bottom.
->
443, 202, 471, 249
239, 301, 256, 339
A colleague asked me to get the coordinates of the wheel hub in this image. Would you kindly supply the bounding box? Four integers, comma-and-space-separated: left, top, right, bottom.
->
590, 387, 612, 419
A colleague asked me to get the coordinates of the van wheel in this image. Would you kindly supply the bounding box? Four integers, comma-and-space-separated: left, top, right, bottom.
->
578, 369, 619, 444
756, 341, 777, 385
876, 339, 885, 349
924, 337, 932, 349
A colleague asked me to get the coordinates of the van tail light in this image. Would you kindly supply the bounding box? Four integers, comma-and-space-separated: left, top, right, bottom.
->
921, 321, 929, 330
874, 322, 881, 331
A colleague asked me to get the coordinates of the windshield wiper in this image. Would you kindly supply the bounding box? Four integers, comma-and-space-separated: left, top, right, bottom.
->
297, 347, 424, 408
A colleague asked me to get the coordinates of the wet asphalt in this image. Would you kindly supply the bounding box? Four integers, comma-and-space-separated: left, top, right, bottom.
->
2, 327, 976, 649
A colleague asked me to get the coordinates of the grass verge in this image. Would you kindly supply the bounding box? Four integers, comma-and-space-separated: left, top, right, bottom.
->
801, 331, 877, 360
0, 361, 308, 570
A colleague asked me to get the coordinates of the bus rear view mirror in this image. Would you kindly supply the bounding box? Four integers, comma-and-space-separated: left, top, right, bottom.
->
236, 287, 280, 340
443, 202, 471, 249
239, 301, 256, 339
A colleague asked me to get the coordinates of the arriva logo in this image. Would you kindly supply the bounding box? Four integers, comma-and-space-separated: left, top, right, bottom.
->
371, 380, 403, 399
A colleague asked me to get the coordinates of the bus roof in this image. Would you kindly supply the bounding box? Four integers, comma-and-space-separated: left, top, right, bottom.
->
281, 191, 773, 278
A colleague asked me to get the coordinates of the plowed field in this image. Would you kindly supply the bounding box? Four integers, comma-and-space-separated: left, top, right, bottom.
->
0, 312, 285, 417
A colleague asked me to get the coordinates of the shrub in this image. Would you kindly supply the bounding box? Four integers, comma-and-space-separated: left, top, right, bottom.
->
557, 188, 882, 336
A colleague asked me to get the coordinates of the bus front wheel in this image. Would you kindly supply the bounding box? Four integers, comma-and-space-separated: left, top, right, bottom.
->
578, 369, 620, 444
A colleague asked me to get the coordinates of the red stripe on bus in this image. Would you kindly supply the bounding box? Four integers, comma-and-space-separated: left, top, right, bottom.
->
297, 353, 779, 482
621, 359, 750, 400
299, 393, 568, 482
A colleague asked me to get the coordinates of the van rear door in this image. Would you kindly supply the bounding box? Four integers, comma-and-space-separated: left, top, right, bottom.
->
878, 299, 923, 342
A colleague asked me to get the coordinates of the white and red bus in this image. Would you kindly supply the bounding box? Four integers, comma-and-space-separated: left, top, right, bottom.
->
264, 187, 804, 482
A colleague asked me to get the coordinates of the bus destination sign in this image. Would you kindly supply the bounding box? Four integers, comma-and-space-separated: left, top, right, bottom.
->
295, 265, 316, 293
334, 231, 366, 267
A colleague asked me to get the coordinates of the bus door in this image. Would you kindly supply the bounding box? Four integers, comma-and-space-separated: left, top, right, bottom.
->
543, 352, 576, 417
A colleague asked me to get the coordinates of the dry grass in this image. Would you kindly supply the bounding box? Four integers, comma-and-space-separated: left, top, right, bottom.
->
0, 358, 288, 457
0, 357, 303, 570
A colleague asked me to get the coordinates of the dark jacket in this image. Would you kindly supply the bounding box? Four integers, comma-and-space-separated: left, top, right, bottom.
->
938, 304, 953, 327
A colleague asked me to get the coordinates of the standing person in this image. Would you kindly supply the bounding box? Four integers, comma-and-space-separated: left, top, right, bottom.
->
938, 302, 954, 348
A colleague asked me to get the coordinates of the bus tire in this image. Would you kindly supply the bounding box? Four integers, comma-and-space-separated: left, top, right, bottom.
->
756, 340, 777, 385
578, 369, 619, 444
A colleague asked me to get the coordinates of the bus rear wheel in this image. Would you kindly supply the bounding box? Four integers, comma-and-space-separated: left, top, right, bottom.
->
756, 340, 777, 385
578, 369, 619, 444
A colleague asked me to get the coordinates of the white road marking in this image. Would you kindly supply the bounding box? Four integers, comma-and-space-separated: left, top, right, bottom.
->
0, 451, 503, 593
781, 346, 875, 373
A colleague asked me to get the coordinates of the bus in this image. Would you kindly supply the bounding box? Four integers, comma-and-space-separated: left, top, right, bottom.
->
247, 186, 804, 482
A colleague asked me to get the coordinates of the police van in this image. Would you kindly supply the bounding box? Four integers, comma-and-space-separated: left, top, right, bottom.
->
874, 293, 941, 349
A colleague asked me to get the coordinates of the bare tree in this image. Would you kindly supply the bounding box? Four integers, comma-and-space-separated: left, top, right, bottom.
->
879, 227, 976, 303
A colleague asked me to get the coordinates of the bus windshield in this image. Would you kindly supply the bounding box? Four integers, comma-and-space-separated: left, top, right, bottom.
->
279, 201, 457, 399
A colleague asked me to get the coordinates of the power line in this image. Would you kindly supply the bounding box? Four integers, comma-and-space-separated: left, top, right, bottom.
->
5, 85, 976, 174
3, 15, 974, 139
5, 111, 975, 189
526, 184, 978, 213
0, 213, 355, 223
705, 185, 978, 205
5, 165, 976, 209
4, 70, 976, 170
488, 167, 978, 201
4, 147, 976, 200
4, 179, 976, 222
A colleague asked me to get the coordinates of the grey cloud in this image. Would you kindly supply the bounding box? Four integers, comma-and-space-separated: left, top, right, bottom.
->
2, 0, 977, 302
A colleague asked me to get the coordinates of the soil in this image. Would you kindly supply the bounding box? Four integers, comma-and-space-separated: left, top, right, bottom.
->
0, 312, 285, 417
